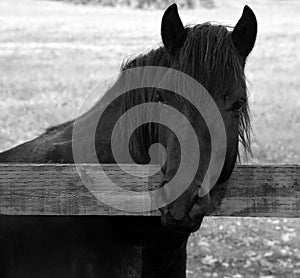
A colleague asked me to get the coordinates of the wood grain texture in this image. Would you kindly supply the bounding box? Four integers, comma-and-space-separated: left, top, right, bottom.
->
0, 164, 299, 217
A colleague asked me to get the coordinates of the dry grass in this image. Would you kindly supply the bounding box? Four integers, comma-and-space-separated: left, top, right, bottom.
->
0, 0, 299, 277
188, 217, 300, 277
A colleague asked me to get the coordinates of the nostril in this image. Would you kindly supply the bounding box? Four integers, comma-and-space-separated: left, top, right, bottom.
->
161, 207, 182, 224
166, 210, 182, 224
159, 205, 170, 219
168, 206, 187, 221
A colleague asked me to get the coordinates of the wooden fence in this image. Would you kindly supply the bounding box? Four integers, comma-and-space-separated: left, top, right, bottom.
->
0, 164, 299, 218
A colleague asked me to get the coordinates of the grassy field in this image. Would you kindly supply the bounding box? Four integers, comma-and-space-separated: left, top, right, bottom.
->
0, 0, 299, 277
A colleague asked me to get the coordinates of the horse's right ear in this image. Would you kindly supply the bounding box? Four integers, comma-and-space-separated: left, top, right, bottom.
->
232, 5, 257, 59
161, 3, 187, 55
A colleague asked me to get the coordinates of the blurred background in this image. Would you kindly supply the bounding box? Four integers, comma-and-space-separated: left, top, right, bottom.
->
0, 0, 299, 277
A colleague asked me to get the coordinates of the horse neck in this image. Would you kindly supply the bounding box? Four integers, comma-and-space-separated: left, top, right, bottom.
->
0, 92, 133, 164
0, 89, 153, 164
0, 125, 71, 163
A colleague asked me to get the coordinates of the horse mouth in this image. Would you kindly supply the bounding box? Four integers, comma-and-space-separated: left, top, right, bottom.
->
160, 208, 205, 234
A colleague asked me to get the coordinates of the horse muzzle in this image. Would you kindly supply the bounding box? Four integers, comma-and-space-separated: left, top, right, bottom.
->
159, 193, 211, 234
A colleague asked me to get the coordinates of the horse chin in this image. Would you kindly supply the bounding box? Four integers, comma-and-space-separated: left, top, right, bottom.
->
159, 186, 210, 233
160, 210, 204, 234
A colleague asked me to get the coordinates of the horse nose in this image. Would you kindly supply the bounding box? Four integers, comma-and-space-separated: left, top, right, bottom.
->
160, 192, 211, 228
160, 192, 190, 222
166, 203, 186, 221
160, 205, 203, 234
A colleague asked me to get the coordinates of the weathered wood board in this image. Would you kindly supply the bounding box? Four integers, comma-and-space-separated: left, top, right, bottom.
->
0, 164, 299, 217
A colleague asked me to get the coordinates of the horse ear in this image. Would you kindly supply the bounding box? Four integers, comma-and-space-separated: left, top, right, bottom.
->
232, 5, 257, 59
161, 3, 187, 55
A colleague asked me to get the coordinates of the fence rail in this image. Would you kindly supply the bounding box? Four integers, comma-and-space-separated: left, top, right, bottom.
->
0, 164, 299, 217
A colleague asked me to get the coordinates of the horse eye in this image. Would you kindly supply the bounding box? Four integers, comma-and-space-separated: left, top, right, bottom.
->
232, 99, 246, 112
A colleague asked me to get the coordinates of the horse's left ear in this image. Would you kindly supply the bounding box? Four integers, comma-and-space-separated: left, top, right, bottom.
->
232, 5, 257, 59
161, 3, 187, 55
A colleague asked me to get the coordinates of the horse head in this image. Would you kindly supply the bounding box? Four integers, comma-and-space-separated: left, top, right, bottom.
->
154, 4, 257, 233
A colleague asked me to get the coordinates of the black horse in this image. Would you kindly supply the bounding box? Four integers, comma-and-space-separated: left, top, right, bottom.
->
0, 4, 257, 277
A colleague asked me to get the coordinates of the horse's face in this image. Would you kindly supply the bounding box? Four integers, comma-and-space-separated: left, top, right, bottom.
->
158, 4, 257, 233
